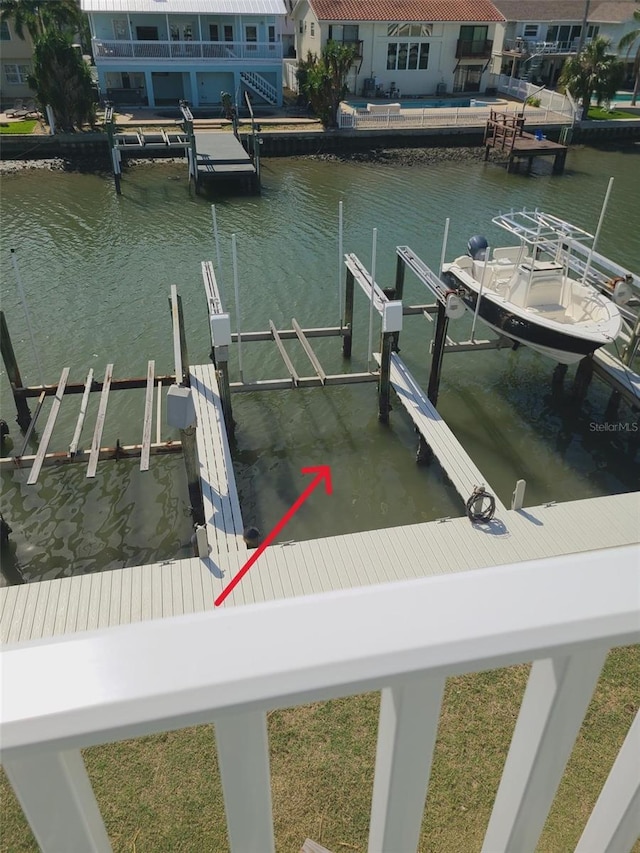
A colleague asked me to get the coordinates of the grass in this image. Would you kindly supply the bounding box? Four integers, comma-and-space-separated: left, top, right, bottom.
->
1, 647, 638, 851
0, 120, 38, 135
587, 106, 637, 120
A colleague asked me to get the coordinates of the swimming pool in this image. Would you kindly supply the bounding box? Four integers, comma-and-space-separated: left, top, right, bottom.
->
346, 97, 491, 110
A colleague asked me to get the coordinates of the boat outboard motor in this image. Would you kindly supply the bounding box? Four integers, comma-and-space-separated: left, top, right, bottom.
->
467, 235, 489, 261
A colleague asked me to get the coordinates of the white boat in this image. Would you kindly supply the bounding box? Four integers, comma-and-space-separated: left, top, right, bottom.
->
442, 210, 626, 364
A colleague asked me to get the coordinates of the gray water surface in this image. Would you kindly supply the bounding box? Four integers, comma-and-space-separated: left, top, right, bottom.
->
1, 145, 638, 583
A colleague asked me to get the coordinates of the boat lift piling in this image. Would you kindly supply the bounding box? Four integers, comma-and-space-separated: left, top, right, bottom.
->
0, 312, 32, 432
168, 284, 205, 526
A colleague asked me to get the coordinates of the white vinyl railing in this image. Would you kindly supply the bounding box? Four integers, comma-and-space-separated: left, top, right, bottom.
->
497, 75, 577, 121
339, 101, 573, 130
92, 38, 282, 62
2, 546, 639, 852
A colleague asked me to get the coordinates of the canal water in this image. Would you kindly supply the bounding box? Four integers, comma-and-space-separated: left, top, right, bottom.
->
1, 144, 639, 583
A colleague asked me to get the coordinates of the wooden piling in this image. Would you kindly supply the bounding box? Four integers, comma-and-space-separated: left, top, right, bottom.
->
169, 286, 204, 525
427, 303, 449, 407
0, 311, 32, 431
573, 356, 594, 402
378, 331, 393, 423
342, 268, 355, 358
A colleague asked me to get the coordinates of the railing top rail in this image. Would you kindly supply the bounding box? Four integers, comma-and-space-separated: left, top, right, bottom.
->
2, 545, 638, 759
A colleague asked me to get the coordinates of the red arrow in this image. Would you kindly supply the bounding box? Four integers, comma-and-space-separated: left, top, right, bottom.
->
214, 465, 333, 606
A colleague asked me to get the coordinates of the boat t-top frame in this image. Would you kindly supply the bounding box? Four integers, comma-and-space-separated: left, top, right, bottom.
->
492, 209, 595, 248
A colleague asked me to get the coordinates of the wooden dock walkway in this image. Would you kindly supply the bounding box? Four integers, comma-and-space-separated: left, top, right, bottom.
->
375, 352, 508, 515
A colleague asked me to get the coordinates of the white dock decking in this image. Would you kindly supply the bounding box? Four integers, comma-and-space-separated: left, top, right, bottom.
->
375, 352, 508, 514
2, 489, 638, 644
190, 363, 246, 556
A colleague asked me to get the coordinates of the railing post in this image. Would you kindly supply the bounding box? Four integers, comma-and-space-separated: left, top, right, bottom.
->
482, 650, 607, 853
3, 750, 112, 852
575, 709, 640, 853
368, 676, 446, 852
214, 711, 275, 853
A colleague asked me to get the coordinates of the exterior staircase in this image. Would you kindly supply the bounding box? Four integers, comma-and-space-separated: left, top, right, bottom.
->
240, 70, 278, 105
522, 53, 543, 82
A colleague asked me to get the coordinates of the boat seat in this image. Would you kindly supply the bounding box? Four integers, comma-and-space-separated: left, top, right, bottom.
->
526, 280, 563, 308
493, 247, 527, 263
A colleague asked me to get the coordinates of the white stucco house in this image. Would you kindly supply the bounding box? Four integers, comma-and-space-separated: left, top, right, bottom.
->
81, 0, 288, 109
291, 0, 506, 97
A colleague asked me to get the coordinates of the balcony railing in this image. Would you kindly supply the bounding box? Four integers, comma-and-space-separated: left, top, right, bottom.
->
502, 38, 590, 55
456, 38, 493, 59
2, 546, 638, 852
92, 38, 283, 62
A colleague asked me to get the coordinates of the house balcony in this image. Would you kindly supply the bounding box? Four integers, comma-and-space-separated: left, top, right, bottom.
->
92, 37, 283, 63
2, 546, 638, 852
502, 38, 588, 56
341, 38, 363, 59
455, 38, 493, 59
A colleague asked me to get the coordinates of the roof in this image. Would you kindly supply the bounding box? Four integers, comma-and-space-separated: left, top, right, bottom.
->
307, 0, 505, 23
493, 0, 638, 24
80, 0, 286, 14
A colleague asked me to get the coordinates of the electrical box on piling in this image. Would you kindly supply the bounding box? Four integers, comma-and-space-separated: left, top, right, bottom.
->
382, 301, 403, 333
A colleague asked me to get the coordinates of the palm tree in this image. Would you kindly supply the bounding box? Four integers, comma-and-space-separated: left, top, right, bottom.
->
618, 10, 640, 105
560, 36, 625, 118
297, 41, 359, 128
0, 0, 83, 40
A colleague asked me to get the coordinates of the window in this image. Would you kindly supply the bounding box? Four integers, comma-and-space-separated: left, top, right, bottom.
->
523, 24, 538, 38
4, 64, 31, 84
387, 23, 431, 37
113, 19, 128, 40
310, 22, 315, 37
136, 26, 158, 40
299, 20, 303, 34
268, 25, 276, 43
1, 20, 11, 40
245, 25, 257, 42
343, 24, 359, 41
546, 25, 582, 44
209, 24, 219, 41
387, 42, 428, 70
224, 25, 233, 42
587, 24, 599, 38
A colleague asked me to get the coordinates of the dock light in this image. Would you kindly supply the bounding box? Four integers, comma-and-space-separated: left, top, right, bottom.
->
382, 300, 403, 333
210, 312, 232, 348
166, 384, 197, 430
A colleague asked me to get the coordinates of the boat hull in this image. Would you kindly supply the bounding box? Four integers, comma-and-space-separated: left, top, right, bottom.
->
457, 289, 607, 365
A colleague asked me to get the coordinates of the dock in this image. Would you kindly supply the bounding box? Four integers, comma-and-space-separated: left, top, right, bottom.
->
1, 223, 638, 647
194, 132, 257, 188
484, 109, 568, 173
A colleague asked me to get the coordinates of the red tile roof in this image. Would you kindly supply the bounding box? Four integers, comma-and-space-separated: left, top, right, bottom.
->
308, 0, 505, 22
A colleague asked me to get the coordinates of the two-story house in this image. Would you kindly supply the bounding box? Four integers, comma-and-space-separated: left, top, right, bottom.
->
81, 0, 287, 110
0, 18, 35, 108
495, 0, 640, 87
291, 0, 505, 97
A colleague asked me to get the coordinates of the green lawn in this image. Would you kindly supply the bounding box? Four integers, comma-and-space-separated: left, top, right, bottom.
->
1, 646, 638, 852
587, 106, 637, 120
0, 120, 38, 135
